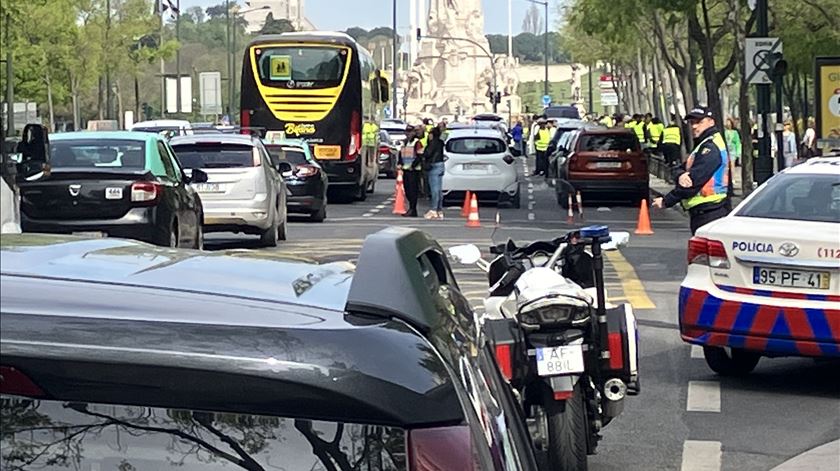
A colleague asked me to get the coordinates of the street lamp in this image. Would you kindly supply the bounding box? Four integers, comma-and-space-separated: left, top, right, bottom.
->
524, 0, 549, 99
416, 29, 499, 113
227, 4, 269, 122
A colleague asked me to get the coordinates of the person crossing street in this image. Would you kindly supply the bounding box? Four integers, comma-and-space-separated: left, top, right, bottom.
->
653, 106, 731, 235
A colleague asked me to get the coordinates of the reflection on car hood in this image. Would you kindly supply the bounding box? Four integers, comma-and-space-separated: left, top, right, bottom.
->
0, 234, 353, 312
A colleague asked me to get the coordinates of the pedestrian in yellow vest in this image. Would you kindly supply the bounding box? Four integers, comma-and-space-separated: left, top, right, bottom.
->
649, 117, 665, 147
631, 114, 646, 144
660, 114, 683, 166
534, 120, 552, 176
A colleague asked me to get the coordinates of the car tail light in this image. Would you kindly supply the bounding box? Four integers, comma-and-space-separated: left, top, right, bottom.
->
503, 154, 514, 165
240, 109, 251, 133
408, 426, 476, 471
0, 366, 46, 398
345, 110, 361, 162
295, 164, 319, 178
494, 343, 513, 381
687, 237, 730, 269
131, 181, 161, 205
378, 144, 391, 154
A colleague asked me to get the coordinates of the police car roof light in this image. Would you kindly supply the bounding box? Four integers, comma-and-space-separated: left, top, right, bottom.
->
580, 225, 610, 239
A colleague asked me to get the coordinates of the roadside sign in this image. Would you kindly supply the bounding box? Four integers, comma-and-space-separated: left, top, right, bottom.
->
542, 95, 551, 107
746, 38, 782, 85
270, 56, 292, 80
199, 72, 222, 116
815, 56, 840, 143
599, 75, 614, 89
601, 90, 618, 107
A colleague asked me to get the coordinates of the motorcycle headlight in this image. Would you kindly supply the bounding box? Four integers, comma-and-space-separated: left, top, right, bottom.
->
518, 303, 590, 328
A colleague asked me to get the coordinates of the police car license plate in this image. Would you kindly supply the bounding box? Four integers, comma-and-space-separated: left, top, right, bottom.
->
753, 266, 830, 290
536, 345, 585, 376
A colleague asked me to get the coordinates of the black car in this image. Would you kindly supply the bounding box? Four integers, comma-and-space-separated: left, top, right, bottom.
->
377, 130, 399, 178
544, 105, 581, 120
265, 140, 328, 222
0, 229, 540, 471
19, 131, 206, 248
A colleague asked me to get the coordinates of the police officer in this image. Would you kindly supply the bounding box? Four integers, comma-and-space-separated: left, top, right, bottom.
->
653, 106, 731, 234
534, 120, 552, 176
660, 114, 683, 166
399, 125, 425, 217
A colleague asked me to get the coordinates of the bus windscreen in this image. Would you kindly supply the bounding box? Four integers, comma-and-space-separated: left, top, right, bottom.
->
256, 47, 347, 86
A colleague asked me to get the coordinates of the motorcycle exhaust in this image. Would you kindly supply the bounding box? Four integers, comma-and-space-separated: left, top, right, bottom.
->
602, 378, 627, 418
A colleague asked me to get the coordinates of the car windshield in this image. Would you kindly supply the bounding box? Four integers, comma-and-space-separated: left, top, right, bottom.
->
446, 137, 506, 155
172, 143, 257, 168
1, 397, 407, 470
735, 173, 840, 223
578, 134, 639, 152
50, 140, 147, 169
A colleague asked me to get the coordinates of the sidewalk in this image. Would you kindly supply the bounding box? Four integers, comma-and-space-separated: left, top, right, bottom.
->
770, 440, 840, 471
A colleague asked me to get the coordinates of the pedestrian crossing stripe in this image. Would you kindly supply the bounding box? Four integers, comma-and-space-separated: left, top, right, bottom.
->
270, 55, 292, 80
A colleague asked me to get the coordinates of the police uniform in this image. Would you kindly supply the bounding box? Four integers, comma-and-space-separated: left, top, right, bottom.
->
661, 108, 731, 234
534, 126, 552, 175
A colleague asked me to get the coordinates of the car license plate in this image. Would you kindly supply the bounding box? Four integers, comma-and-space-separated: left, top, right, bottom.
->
105, 187, 123, 200
314, 145, 342, 160
193, 183, 221, 192
463, 163, 487, 171
536, 345, 585, 376
753, 266, 831, 290
73, 231, 106, 238
595, 161, 622, 169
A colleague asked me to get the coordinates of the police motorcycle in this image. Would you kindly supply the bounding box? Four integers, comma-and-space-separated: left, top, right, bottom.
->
449, 226, 639, 471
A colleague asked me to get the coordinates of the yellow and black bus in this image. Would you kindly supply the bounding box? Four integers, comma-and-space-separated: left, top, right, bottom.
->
240, 32, 390, 202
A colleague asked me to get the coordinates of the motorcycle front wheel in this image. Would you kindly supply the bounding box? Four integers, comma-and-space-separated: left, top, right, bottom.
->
544, 382, 589, 470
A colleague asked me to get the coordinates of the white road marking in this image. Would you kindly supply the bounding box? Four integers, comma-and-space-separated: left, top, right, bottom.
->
362, 213, 374, 218
528, 213, 535, 220
528, 194, 535, 200
528, 202, 535, 210
597, 207, 611, 212
691, 345, 704, 359
375, 204, 386, 209
528, 183, 534, 189
370, 208, 381, 214
686, 380, 721, 412
680, 440, 722, 471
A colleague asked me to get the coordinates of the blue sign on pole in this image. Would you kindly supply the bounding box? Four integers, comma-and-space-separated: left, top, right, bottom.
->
542, 95, 552, 107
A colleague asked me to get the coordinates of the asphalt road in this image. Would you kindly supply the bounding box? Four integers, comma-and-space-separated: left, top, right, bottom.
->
205, 158, 840, 471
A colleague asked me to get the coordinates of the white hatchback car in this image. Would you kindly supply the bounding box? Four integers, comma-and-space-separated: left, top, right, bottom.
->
679, 157, 840, 375
442, 127, 521, 208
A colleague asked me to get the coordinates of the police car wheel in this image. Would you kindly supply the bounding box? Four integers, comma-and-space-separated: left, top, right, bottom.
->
703, 346, 760, 376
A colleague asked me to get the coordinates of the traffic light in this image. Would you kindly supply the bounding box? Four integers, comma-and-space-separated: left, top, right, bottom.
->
767, 52, 788, 80
141, 102, 151, 119
416, 28, 422, 42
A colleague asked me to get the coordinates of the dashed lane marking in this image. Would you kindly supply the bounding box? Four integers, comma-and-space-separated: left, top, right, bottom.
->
686, 380, 721, 412
691, 345, 704, 359
603, 250, 656, 310
528, 213, 535, 221
681, 440, 722, 471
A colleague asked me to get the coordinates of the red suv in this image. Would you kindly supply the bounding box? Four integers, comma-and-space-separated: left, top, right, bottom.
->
555, 128, 649, 208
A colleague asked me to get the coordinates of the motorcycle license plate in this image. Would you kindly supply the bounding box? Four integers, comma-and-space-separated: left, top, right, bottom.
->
536, 345, 585, 376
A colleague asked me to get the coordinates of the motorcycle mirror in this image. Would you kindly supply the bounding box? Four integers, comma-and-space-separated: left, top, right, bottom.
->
448, 244, 482, 265
602, 231, 630, 251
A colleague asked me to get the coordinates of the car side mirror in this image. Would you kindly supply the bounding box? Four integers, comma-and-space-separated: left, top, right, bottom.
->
187, 168, 209, 184
448, 244, 482, 265
277, 161, 293, 176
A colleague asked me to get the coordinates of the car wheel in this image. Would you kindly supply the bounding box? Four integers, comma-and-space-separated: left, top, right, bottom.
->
259, 214, 279, 247
703, 346, 760, 376
309, 205, 326, 222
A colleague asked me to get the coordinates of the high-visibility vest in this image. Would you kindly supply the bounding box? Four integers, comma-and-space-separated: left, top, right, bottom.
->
600, 116, 614, 127
625, 120, 636, 129
362, 122, 378, 147
400, 139, 423, 170
632, 122, 646, 143
535, 128, 551, 151
662, 125, 681, 145
649, 123, 665, 144
682, 132, 729, 210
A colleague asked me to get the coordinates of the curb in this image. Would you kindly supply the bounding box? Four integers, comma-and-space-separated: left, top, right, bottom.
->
770, 440, 840, 471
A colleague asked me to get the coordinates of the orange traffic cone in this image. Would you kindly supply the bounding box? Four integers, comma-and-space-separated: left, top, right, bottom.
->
392, 170, 407, 215
465, 193, 481, 228
634, 199, 654, 235
461, 191, 472, 217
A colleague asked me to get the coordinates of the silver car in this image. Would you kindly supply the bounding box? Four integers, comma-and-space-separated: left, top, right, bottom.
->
442, 127, 522, 208
170, 134, 288, 246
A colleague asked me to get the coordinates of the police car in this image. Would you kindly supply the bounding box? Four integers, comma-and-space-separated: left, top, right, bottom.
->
679, 157, 840, 375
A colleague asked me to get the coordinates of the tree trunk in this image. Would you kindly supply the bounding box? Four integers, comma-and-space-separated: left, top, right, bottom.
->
651, 51, 662, 118
116, 79, 124, 129
70, 73, 80, 131
635, 49, 646, 112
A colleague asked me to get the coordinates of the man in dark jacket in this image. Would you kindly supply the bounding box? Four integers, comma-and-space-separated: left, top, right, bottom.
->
653, 106, 731, 234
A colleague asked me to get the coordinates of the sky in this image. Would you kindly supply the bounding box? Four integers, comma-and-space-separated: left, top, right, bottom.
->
179, 0, 551, 35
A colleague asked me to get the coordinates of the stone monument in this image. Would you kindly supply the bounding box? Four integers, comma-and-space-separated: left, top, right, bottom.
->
403, 0, 521, 120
